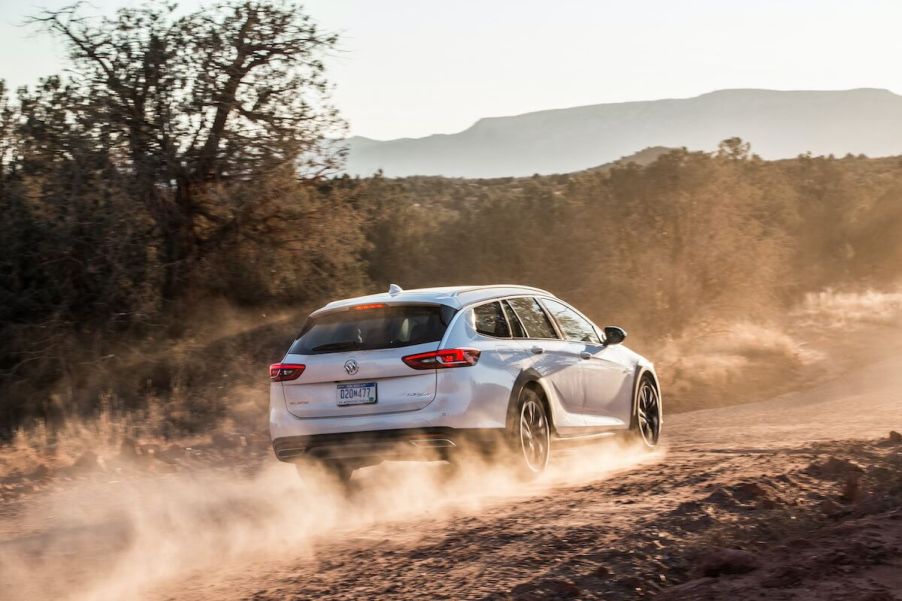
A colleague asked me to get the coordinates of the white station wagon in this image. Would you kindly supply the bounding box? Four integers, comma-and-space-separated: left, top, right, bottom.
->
270, 285, 662, 480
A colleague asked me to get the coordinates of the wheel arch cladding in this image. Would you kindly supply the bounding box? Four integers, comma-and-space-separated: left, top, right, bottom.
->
505, 369, 554, 433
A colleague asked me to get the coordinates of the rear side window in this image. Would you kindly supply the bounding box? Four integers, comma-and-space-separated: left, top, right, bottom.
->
288, 304, 456, 355
542, 299, 601, 343
474, 302, 510, 338
507, 297, 558, 339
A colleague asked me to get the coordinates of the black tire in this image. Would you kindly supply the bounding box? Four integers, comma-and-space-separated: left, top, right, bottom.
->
508, 386, 551, 477
629, 375, 662, 448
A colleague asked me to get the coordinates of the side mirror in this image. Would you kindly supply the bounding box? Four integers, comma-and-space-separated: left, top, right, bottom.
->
603, 326, 627, 346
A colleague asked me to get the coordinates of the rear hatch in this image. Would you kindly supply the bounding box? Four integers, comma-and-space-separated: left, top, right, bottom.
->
277, 303, 456, 418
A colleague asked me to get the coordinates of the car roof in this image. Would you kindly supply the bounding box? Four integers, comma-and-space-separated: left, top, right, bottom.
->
313, 284, 556, 314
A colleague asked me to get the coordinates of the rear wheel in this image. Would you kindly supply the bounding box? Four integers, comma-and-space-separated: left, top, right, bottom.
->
631, 376, 662, 448
510, 387, 551, 476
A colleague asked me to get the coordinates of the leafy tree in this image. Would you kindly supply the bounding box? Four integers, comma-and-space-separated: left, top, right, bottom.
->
33, 0, 344, 301
717, 137, 752, 160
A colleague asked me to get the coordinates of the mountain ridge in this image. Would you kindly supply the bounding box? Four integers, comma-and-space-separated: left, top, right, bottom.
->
345, 88, 902, 177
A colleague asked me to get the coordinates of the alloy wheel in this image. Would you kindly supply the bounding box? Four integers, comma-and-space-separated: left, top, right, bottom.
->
519, 393, 550, 473
637, 381, 661, 446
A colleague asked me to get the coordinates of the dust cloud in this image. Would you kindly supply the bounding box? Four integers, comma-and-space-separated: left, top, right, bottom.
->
793, 287, 902, 326
0, 438, 661, 601
655, 286, 902, 411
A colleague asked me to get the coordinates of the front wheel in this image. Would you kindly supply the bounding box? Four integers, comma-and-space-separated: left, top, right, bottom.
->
510, 387, 551, 476
631, 376, 662, 448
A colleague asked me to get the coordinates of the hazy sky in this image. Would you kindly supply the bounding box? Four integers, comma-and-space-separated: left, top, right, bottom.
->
2, 0, 902, 139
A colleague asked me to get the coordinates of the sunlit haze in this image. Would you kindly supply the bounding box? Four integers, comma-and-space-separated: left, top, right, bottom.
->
2, 0, 902, 139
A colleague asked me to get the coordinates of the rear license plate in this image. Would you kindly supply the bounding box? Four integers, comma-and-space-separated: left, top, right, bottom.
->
336, 382, 377, 406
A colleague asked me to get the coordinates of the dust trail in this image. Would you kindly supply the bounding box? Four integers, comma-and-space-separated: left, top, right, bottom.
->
653, 285, 902, 411
0, 439, 661, 601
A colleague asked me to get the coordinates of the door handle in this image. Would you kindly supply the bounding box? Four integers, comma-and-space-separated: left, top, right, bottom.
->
579, 351, 592, 360
530, 346, 544, 355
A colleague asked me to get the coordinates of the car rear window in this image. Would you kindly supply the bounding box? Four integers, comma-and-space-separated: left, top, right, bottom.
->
474, 301, 510, 338
288, 304, 456, 355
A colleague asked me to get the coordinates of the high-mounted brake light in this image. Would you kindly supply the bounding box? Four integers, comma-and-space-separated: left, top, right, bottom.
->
402, 348, 481, 370
352, 303, 386, 311
269, 363, 306, 382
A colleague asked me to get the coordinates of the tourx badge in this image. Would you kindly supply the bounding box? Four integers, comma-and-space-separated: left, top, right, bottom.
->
344, 359, 359, 375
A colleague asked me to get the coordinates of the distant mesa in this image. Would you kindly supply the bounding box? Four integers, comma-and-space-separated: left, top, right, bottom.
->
344, 88, 902, 178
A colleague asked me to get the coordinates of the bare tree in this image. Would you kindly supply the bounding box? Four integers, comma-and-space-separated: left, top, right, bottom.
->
32, 1, 345, 301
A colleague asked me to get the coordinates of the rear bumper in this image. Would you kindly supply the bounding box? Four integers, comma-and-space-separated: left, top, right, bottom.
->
272, 427, 506, 463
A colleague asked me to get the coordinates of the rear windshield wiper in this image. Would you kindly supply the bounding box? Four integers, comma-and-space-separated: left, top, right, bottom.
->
311, 341, 363, 352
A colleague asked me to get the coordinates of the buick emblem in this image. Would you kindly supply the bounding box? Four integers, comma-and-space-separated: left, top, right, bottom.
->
344, 359, 359, 375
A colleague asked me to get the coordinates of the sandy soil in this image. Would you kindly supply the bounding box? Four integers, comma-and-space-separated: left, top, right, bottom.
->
1, 323, 901, 601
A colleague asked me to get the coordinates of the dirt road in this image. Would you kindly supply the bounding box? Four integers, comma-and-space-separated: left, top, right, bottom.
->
2, 326, 901, 601
162, 346, 902, 601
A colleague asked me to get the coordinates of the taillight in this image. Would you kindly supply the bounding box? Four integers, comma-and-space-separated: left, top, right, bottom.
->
402, 348, 481, 370
269, 363, 306, 381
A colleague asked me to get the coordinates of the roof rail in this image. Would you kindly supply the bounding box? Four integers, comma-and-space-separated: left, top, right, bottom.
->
451, 284, 553, 297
